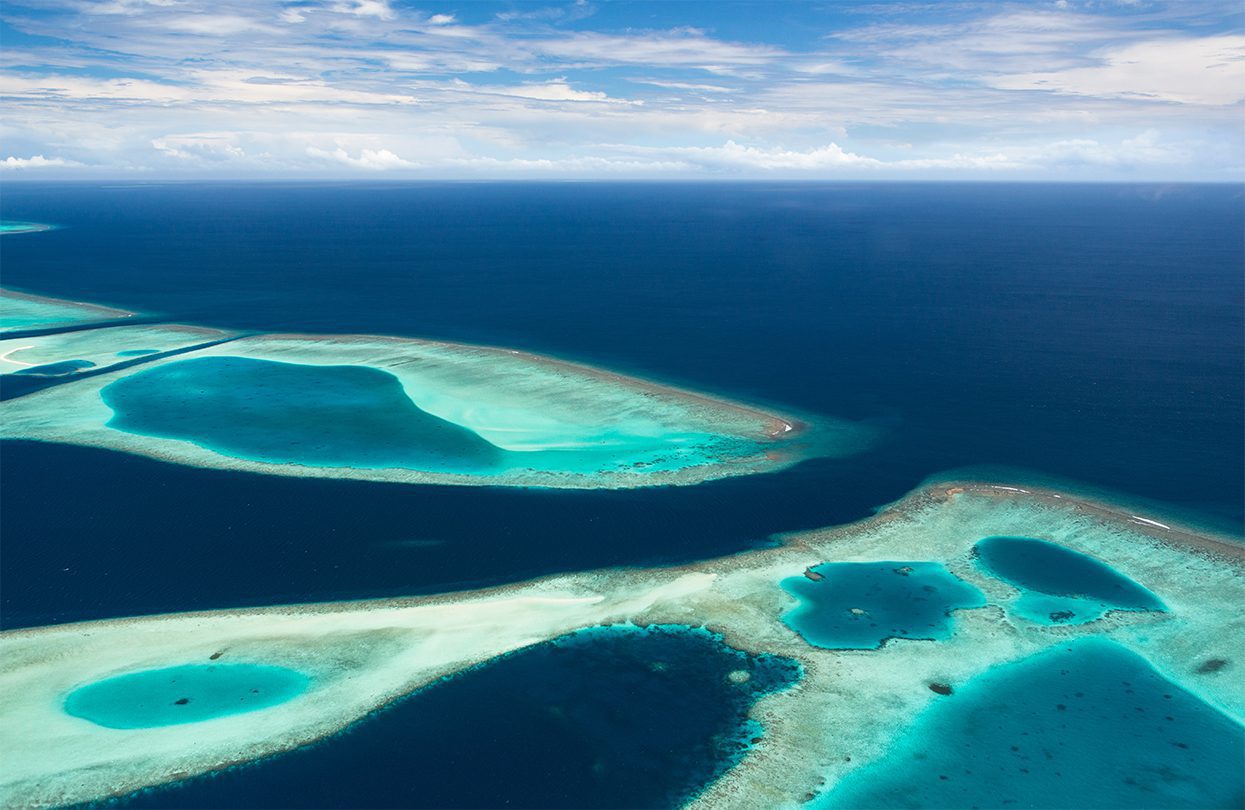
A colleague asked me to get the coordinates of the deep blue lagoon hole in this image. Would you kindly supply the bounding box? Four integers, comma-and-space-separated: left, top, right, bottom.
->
974, 535, 1164, 625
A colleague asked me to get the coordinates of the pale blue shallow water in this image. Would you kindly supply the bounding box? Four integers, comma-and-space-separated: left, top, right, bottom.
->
64, 663, 310, 729
975, 536, 1165, 625
820, 638, 1245, 809
779, 562, 985, 649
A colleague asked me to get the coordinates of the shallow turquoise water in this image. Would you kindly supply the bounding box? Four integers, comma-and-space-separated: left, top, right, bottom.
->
116, 349, 158, 357
13, 359, 95, 376
975, 536, 1164, 624
64, 663, 310, 728
0, 221, 50, 235
100, 356, 504, 471
780, 562, 985, 649
821, 638, 1245, 809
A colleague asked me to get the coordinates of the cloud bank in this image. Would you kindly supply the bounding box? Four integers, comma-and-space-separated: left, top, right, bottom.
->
0, 0, 1239, 179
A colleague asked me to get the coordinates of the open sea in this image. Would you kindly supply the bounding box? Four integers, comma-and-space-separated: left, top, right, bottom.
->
2, 182, 1242, 807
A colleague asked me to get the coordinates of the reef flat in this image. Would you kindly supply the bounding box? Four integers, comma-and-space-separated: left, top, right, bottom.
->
0, 288, 135, 335
0, 323, 233, 378
1, 483, 1239, 808
1, 332, 866, 489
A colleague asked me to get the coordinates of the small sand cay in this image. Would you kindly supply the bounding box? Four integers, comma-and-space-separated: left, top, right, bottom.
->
1, 331, 872, 489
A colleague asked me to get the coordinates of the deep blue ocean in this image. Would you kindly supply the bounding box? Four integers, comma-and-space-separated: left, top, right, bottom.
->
2, 182, 1241, 629
2, 183, 1242, 807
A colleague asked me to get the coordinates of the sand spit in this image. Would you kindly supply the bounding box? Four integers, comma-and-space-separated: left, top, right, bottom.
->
0, 332, 866, 489
0, 288, 135, 335
0, 323, 233, 378
1, 483, 1240, 808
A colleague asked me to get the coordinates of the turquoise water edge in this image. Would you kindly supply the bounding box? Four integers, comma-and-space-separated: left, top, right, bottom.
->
65, 663, 310, 729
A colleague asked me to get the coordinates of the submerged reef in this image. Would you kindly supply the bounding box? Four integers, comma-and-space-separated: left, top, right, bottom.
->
779, 561, 984, 649
820, 638, 1245, 809
1, 483, 1240, 809
3, 331, 870, 489
975, 534, 1165, 624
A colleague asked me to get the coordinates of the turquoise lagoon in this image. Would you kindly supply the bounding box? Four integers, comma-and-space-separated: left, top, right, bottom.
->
780, 562, 985, 649
822, 639, 1245, 809
100, 357, 504, 471
975, 535, 1165, 625
117, 349, 159, 357
65, 663, 310, 729
97, 354, 773, 478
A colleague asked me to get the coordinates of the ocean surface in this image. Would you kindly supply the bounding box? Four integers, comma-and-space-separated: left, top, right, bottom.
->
1, 183, 1242, 807
2, 182, 1241, 629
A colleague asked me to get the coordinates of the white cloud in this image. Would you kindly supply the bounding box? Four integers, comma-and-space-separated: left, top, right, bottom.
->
992, 35, 1245, 105
653, 140, 880, 169
152, 133, 247, 161
531, 31, 783, 70
331, 0, 394, 20
1, 154, 83, 169
306, 145, 414, 170
463, 79, 641, 105
627, 78, 733, 93
0, 1, 1238, 179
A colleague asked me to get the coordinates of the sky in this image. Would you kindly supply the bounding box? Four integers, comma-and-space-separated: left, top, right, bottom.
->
0, 0, 1241, 180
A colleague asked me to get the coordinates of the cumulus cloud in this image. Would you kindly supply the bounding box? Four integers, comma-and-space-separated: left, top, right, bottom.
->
1, 155, 83, 169
305, 146, 415, 170
331, 0, 393, 20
